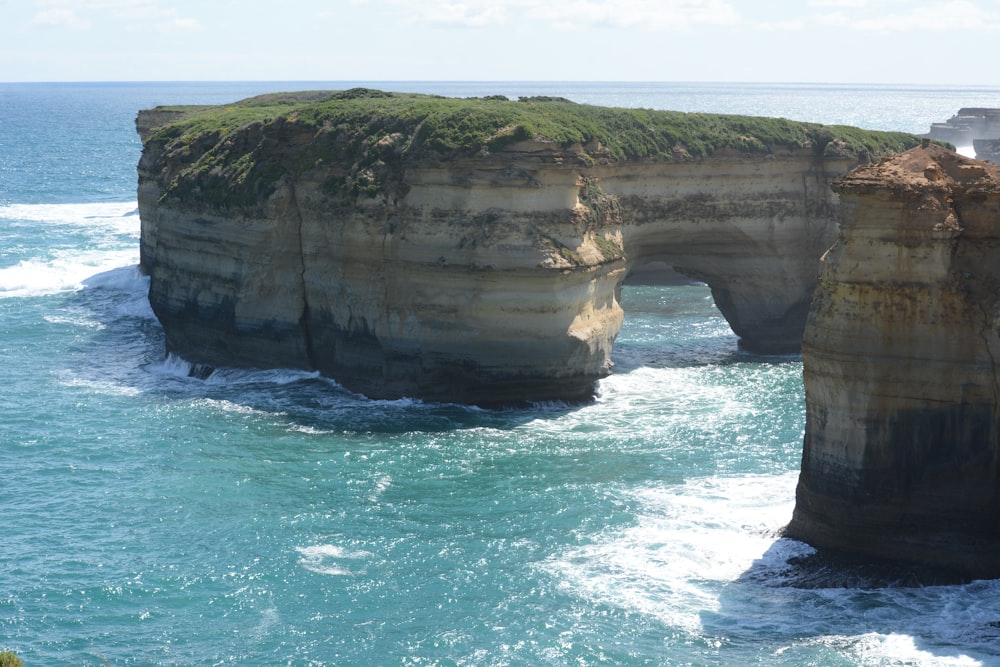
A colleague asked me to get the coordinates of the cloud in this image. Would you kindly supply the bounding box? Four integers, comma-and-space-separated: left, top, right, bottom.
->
755, 19, 806, 31
381, 0, 741, 31
158, 17, 205, 32
815, 0, 1000, 32
29, 0, 204, 33
30, 8, 92, 30
528, 0, 741, 31
416, 3, 509, 27
807, 0, 868, 6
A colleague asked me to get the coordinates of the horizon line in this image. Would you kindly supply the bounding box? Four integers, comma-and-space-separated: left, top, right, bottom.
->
2, 79, 1000, 88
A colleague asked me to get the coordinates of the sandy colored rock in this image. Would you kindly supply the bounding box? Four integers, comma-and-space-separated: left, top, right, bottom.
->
787, 142, 1000, 578
135, 92, 915, 404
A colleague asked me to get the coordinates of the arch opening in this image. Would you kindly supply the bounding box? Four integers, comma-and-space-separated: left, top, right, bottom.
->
617, 252, 814, 356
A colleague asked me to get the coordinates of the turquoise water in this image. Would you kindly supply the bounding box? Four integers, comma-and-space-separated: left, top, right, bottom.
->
3, 82, 1000, 666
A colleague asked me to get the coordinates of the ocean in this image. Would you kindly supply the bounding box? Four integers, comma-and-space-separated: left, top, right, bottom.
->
2, 81, 1000, 666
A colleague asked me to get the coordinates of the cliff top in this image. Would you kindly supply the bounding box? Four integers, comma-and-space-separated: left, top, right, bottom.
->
834, 142, 1000, 195
140, 87, 924, 163
138, 88, 930, 212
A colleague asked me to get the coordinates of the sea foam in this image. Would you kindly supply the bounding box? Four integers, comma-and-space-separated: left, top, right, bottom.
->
541, 472, 800, 635
0, 250, 139, 298
0, 201, 139, 226
0, 201, 141, 298
296, 544, 372, 576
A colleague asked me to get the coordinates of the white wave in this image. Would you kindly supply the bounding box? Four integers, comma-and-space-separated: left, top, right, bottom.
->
597, 365, 737, 411
81, 264, 146, 292
80, 265, 156, 320
111, 293, 155, 320
820, 632, 983, 666
0, 201, 139, 228
0, 249, 140, 298
368, 473, 392, 503
956, 145, 977, 159
56, 369, 142, 397
0, 202, 142, 298
146, 354, 327, 396
287, 424, 337, 435
530, 364, 751, 438
43, 313, 106, 330
296, 544, 371, 576
204, 366, 322, 387
541, 472, 799, 635
192, 398, 282, 418
543, 470, 1000, 665
147, 353, 202, 380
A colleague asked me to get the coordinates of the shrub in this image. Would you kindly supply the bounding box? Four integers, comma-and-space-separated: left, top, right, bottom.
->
0, 651, 23, 667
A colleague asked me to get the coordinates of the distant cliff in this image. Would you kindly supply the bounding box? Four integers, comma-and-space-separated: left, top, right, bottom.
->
136, 89, 922, 404
787, 142, 1000, 578
925, 107, 1000, 148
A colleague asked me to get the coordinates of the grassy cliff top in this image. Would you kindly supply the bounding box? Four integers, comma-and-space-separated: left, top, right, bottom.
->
142, 88, 931, 212
145, 87, 925, 162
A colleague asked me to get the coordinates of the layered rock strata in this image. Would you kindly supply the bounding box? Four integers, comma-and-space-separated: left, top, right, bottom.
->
136, 90, 921, 403
925, 107, 1000, 146
787, 143, 1000, 578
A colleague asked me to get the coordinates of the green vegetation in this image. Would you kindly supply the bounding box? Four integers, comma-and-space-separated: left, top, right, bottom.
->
0, 651, 22, 667
592, 234, 625, 262
539, 236, 585, 266
146, 87, 926, 211
579, 177, 623, 226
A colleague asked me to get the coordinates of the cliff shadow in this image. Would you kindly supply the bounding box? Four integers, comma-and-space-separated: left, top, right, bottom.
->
68, 264, 798, 437
141, 356, 590, 435
64, 267, 587, 436
695, 536, 1000, 664
612, 277, 802, 374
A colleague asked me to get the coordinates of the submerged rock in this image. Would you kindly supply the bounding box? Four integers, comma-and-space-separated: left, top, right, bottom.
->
136, 90, 920, 404
787, 142, 1000, 579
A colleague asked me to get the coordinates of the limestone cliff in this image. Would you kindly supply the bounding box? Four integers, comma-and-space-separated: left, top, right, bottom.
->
925, 108, 1000, 146
136, 89, 921, 404
787, 142, 1000, 578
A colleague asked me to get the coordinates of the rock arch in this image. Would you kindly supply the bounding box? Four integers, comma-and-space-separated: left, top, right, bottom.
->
136, 94, 918, 405
138, 95, 1000, 576
140, 136, 864, 404
606, 153, 840, 353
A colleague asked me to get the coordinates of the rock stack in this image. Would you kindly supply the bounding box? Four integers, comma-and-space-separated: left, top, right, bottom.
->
787, 142, 1000, 578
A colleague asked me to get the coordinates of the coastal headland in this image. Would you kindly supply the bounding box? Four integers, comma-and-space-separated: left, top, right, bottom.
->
136, 88, 921, 405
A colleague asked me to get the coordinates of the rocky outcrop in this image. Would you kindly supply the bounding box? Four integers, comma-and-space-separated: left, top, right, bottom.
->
925, 108, 1000, 146
136, 90, 922, 404
786, 142, 1000, 578
975, 139, 1000, 162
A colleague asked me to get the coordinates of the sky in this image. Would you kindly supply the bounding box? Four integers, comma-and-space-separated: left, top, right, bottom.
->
1, 0, 999, 84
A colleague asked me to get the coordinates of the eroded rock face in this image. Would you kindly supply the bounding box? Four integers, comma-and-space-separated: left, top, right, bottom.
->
605, 151, 842, 353
975, 138, 1000, 163
140, 139, 628, 404
136, 95, 903, 404
787, 143, 1000, 578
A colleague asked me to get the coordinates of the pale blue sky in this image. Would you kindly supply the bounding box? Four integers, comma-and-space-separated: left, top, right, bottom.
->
2, 0, 999, 83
